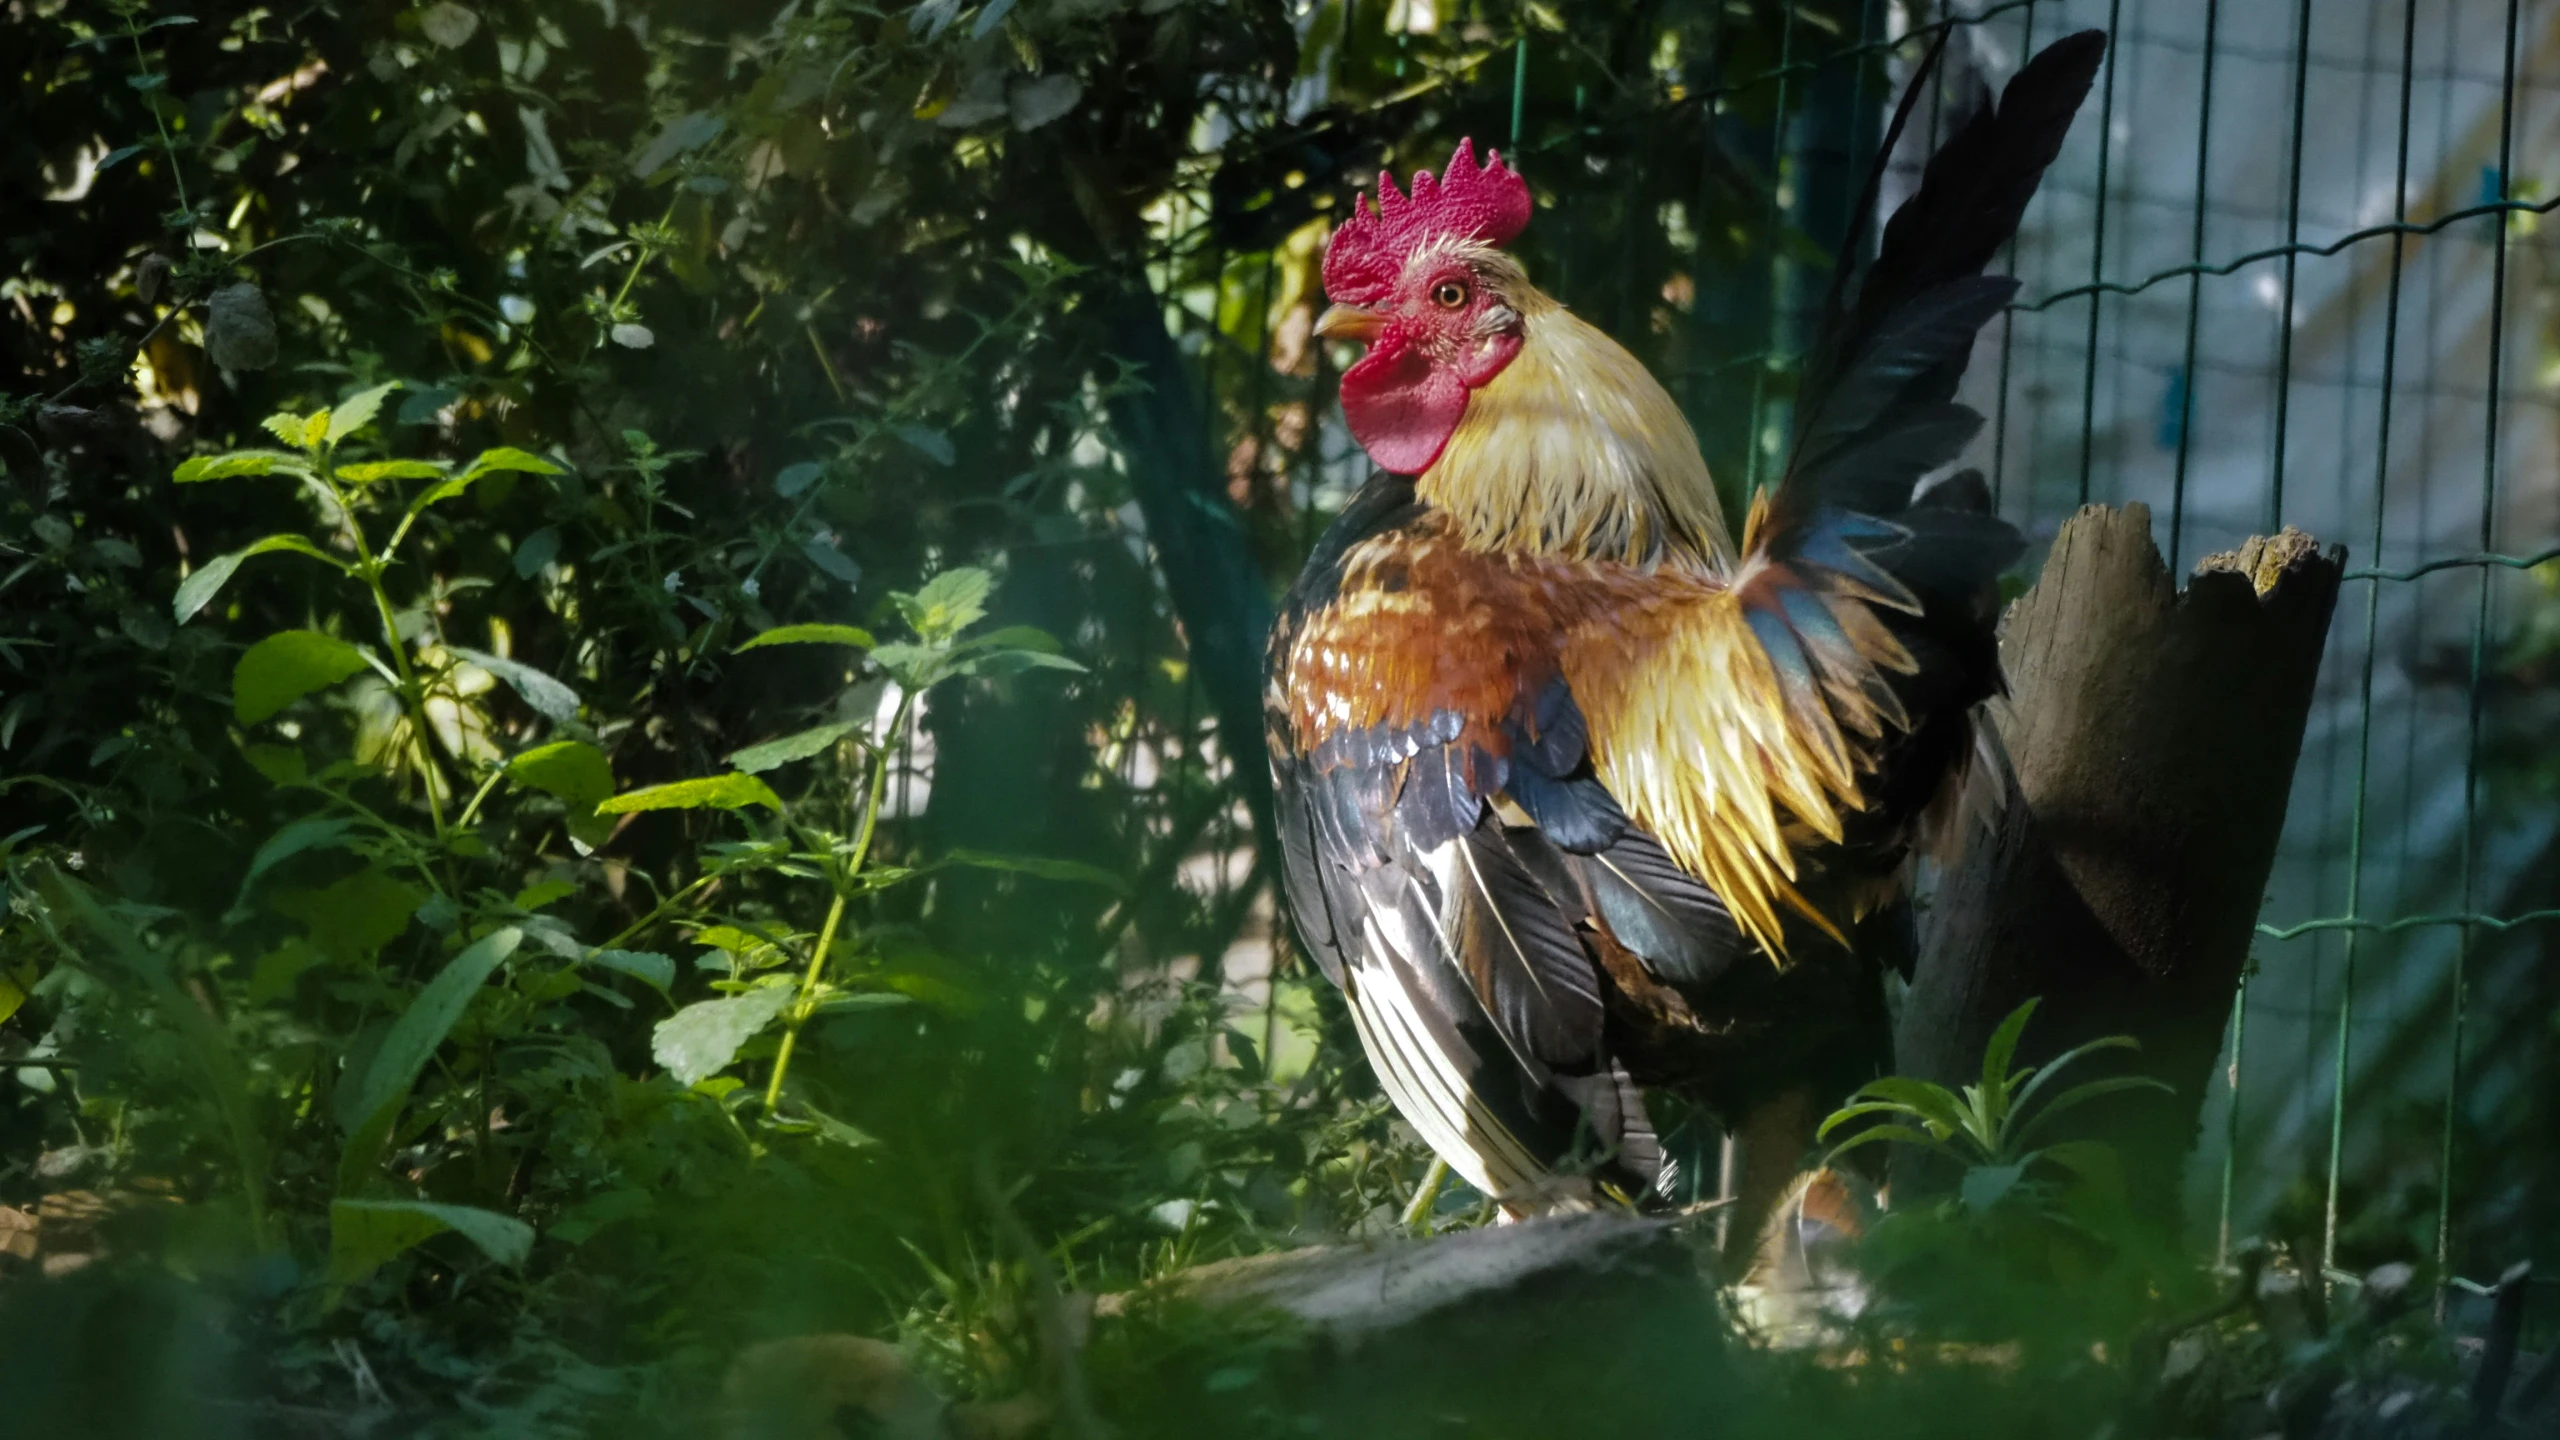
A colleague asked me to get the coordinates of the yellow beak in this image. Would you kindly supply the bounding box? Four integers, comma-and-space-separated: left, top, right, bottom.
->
1314, 305, 1384, 342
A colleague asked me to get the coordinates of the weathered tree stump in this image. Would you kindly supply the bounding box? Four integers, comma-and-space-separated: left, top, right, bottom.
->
1898, 503, 2345, 1225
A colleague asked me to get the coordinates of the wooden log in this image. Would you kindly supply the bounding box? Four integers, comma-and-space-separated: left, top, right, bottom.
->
1093, 1212, 1734, 1430
1897, 503, 2344, 1225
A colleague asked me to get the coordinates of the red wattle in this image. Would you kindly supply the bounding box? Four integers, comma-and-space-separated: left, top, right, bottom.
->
1341, 337, 1471, 476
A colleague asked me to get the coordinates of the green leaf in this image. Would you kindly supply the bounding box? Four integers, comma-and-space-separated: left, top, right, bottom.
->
405, 448, 564, 519
809, 991, 913, 1017
894, 424, 955, 466
596, 773, 781, 814
507, 740, 613, 811
335, 459, 448, 484
240, 742, 307, 785
1818, 1123, 1947, 1165
461, 445, 566, 480
960, 647, 1086, 676
449, 646, 581, 725
234, 629, 369, 724
227, 817, 357, 917
960, 624, 1063, 654
175, 534, 346, 623
338, 927, 523, 1140
589, 949, 676, 993
734, 623, 876, 653
1815, 1099, 1945, 1142
868, 641, 949, 688
173, 449, 309, 483
513, 526, 561, 578
1961, 1162, 2027, 1214
794, 1101, 880, 1150
630, 111, 724, 180
898, 567, 991, 639
1981, 998, 2040, 1099
727, 721, 857, 774
800, 537, 862, 585
938, 848, 1126, 893
1838, 1077, 1972, 1143
330, 1199, 533, 1285
325, 381, 402, 444
271, 869, 422, 964
652, 986, 794, 1085
260, 411, 319, 449
2011, 1074, 2176, 1152
2005, 1034, 2147, 1132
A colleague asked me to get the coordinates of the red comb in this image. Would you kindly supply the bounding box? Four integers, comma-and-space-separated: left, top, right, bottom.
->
1322, 139, 1532, 305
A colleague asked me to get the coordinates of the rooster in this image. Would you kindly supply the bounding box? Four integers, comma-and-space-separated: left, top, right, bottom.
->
1265, 33, 2106, 1241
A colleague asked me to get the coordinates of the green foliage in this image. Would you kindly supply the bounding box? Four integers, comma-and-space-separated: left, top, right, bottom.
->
1816, 1000, 2183, 1350
0, 0, 2175, 1432
1820, 998, 2171, 1201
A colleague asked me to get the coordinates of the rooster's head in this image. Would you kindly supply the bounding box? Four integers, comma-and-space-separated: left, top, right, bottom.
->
1319, 140, 1536, 476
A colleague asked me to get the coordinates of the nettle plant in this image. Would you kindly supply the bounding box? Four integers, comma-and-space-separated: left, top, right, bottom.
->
156, 381, 1087, 1282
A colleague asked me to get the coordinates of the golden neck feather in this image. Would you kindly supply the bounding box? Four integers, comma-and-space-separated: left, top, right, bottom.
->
1420, 297, 1734, 569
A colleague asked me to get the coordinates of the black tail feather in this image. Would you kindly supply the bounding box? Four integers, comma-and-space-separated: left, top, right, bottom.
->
1782, 30, 2107, 523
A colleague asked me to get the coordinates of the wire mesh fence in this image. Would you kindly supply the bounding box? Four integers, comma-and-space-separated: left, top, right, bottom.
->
1125, 0, 2558, 1291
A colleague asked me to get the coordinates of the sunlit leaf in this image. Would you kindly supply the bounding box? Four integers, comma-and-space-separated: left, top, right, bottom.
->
651, 985, 793, 1085
406, 449, 566, 518
898, 567, 991, 638
596, 773, 782, 814
173, 450, 307, 484
175, 534, 346, 623
325, 381, 402, 443
234, 629, 369, 724
727, 721, 857, 774
330, 1199, 530, 1285
734, 623, 876, 652
335, 460, 447, 484
868, 641, 945, 686
507, 740, 613, 809
259, 409, 325, 449
461, 446, 566, 480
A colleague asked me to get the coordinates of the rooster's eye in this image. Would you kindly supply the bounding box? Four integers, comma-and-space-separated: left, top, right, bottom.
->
1432, 280, 1470, 309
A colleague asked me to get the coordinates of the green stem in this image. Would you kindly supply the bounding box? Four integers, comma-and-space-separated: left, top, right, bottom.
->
125, 16, 192, 222
1401, 1157, 1449, 1230
320, 461, 446, 839
761, 889, 846, 1115
587, 872, 720, 958
451, 764, 506, 831
761, 695, 911, 1113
